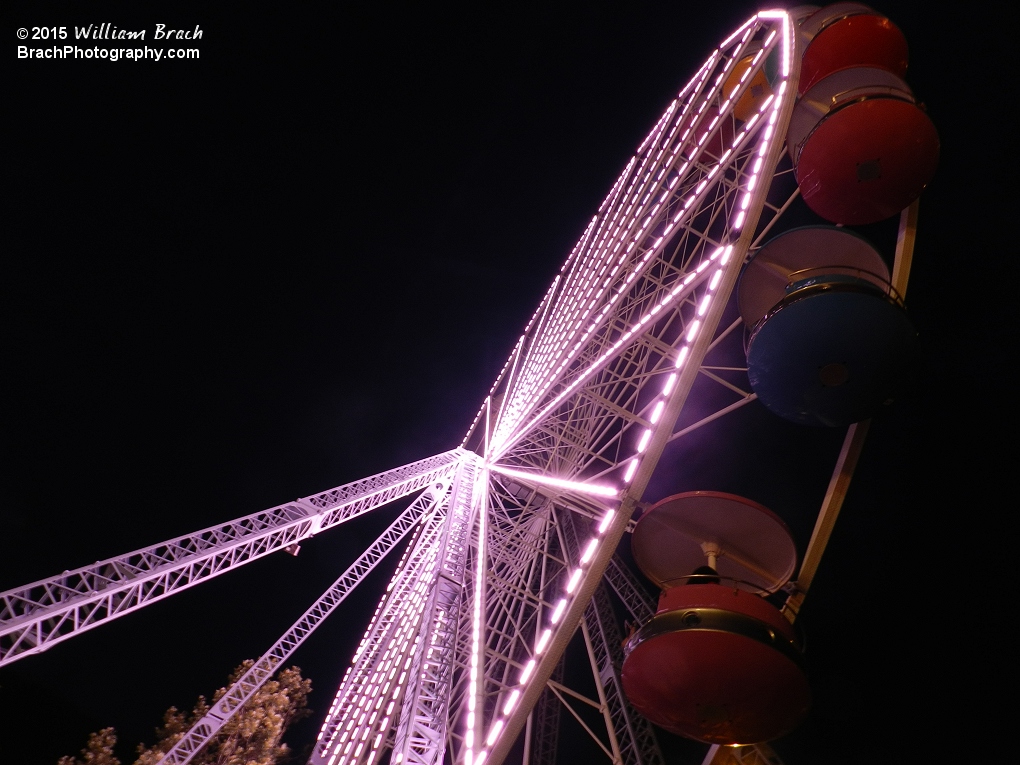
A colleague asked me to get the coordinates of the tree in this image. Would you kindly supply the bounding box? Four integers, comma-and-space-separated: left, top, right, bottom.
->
58, 664, 312, 765
57, 728, 121, 765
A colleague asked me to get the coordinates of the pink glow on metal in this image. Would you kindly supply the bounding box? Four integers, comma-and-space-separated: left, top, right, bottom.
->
581, 538, 599, 563
489, 14, 797, 460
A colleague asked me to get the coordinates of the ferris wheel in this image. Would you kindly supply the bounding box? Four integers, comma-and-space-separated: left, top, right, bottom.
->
0, 6, 937, 765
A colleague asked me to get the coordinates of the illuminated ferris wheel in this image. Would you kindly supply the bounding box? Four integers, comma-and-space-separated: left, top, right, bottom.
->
0, 6, 937, 765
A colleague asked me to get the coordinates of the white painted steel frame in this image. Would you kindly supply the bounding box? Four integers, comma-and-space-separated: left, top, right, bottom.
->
557, 506, 664, 765
391, 457, 480, 765
0, 449, 463, 667
478, 14, 800, 765
310, 456, 482, 765
309, 504, 449, 764
0, 11, 864, 765
157, 477, 454, 765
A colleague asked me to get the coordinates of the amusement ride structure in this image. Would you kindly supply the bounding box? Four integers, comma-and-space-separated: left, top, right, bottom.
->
1, 5, 938, 765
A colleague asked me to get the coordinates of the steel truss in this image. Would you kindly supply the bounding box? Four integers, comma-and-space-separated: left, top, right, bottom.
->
156, 477, 456, 764
3, 10, 886, 765
0, 450, 463, 667
558, 506, 664, 765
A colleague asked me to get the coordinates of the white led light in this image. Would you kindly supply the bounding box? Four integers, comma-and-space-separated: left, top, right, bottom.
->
686, 320, 701, 343
675, 345, 690, 369
651, 401, 665, 424
637, 429, 652, 453
488, 465, 618, 497
663, 372, 677, 395
581, 538, 599, 563
709, 270, 722, 290
520, 658, 537, 683
536, 628, 553, 653
566, 569, 583, 593
552, 598, 568, 623
624, 459, 639, 482
504, 689, 521, 715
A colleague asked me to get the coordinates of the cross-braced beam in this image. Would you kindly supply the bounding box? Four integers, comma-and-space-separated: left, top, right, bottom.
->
156, 477, 454, 764
0, 450, 464, 667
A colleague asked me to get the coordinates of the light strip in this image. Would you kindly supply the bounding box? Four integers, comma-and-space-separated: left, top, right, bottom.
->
474, 13, 797, 761
488, 464, 619, 497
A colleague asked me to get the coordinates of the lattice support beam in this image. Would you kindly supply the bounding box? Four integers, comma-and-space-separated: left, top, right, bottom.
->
560, 507, 664, 765
391, 458, 479, 765
155, 478, 453, 765
0, 450, 464, 667
310, 503, 452, 764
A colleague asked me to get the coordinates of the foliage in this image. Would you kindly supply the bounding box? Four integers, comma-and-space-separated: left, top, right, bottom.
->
58, 663, 312, 765
57, 728, 121, 765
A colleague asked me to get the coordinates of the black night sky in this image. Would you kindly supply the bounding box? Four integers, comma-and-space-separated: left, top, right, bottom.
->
2, 1, 1010, 764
